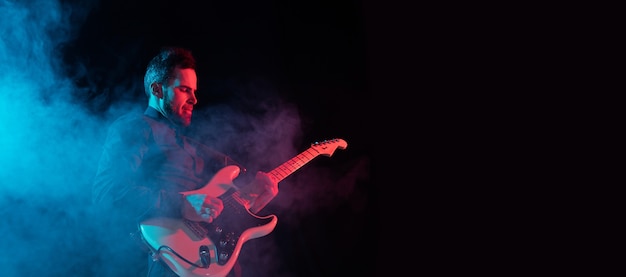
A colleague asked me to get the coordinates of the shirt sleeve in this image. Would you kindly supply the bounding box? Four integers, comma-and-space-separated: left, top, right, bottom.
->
92, 116, 162, 223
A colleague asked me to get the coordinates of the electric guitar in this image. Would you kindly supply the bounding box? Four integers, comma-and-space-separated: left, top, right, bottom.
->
139, 138, 348, 277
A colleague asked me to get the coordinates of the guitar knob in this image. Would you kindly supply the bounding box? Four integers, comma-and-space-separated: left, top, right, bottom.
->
219, 252, 229, 264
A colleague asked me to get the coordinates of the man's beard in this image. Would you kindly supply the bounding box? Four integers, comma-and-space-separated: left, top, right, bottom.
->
164, 100, 190, 127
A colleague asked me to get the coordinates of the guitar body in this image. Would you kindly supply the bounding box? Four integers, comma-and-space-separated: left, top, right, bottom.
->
139, 165, 278, 277
139, 139, 347, 277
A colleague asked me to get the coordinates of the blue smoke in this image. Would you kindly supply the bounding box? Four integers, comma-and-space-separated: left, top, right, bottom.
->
0, 0, 103, 276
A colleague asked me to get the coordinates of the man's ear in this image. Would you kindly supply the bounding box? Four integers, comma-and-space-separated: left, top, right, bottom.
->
150, 83, 163, 99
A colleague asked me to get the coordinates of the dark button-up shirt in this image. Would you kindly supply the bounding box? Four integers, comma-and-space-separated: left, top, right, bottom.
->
92, 106, 239, 235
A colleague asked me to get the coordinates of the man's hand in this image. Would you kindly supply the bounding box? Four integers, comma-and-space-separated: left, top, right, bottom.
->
181, 193, 224, 223
239, 171, 279, 214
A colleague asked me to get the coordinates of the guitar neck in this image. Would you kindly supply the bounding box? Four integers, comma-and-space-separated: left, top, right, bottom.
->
268, 147, 320, 183
224, 138, 348, 201
266, 139, 347, 182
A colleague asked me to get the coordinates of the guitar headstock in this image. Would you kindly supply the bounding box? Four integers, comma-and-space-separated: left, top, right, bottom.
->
310, 138, 348, 157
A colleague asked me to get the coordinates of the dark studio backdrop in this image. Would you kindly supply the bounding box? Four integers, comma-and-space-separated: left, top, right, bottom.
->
0, 0, 378, 276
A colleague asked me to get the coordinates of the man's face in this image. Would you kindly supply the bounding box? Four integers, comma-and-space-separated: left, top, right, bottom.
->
162, 68, 197, 127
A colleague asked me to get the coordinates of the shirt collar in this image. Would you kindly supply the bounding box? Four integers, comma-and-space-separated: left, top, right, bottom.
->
144, 106, 161, 120
144, 106, 185, 134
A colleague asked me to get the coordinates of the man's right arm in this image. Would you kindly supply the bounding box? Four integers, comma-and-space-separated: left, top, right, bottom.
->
92, 118, 156, 221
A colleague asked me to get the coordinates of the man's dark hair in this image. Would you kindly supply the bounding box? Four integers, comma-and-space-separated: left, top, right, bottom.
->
143, 47, 197, 98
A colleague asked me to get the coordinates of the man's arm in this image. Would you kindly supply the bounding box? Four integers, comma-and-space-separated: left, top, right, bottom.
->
92, 118, 163, 220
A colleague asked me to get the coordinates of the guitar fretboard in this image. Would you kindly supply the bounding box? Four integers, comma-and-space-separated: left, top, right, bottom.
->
268, 138, 347, 182
269, 148, 319, 182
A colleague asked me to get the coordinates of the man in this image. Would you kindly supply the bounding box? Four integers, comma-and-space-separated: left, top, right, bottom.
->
92, 46, 278, 277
